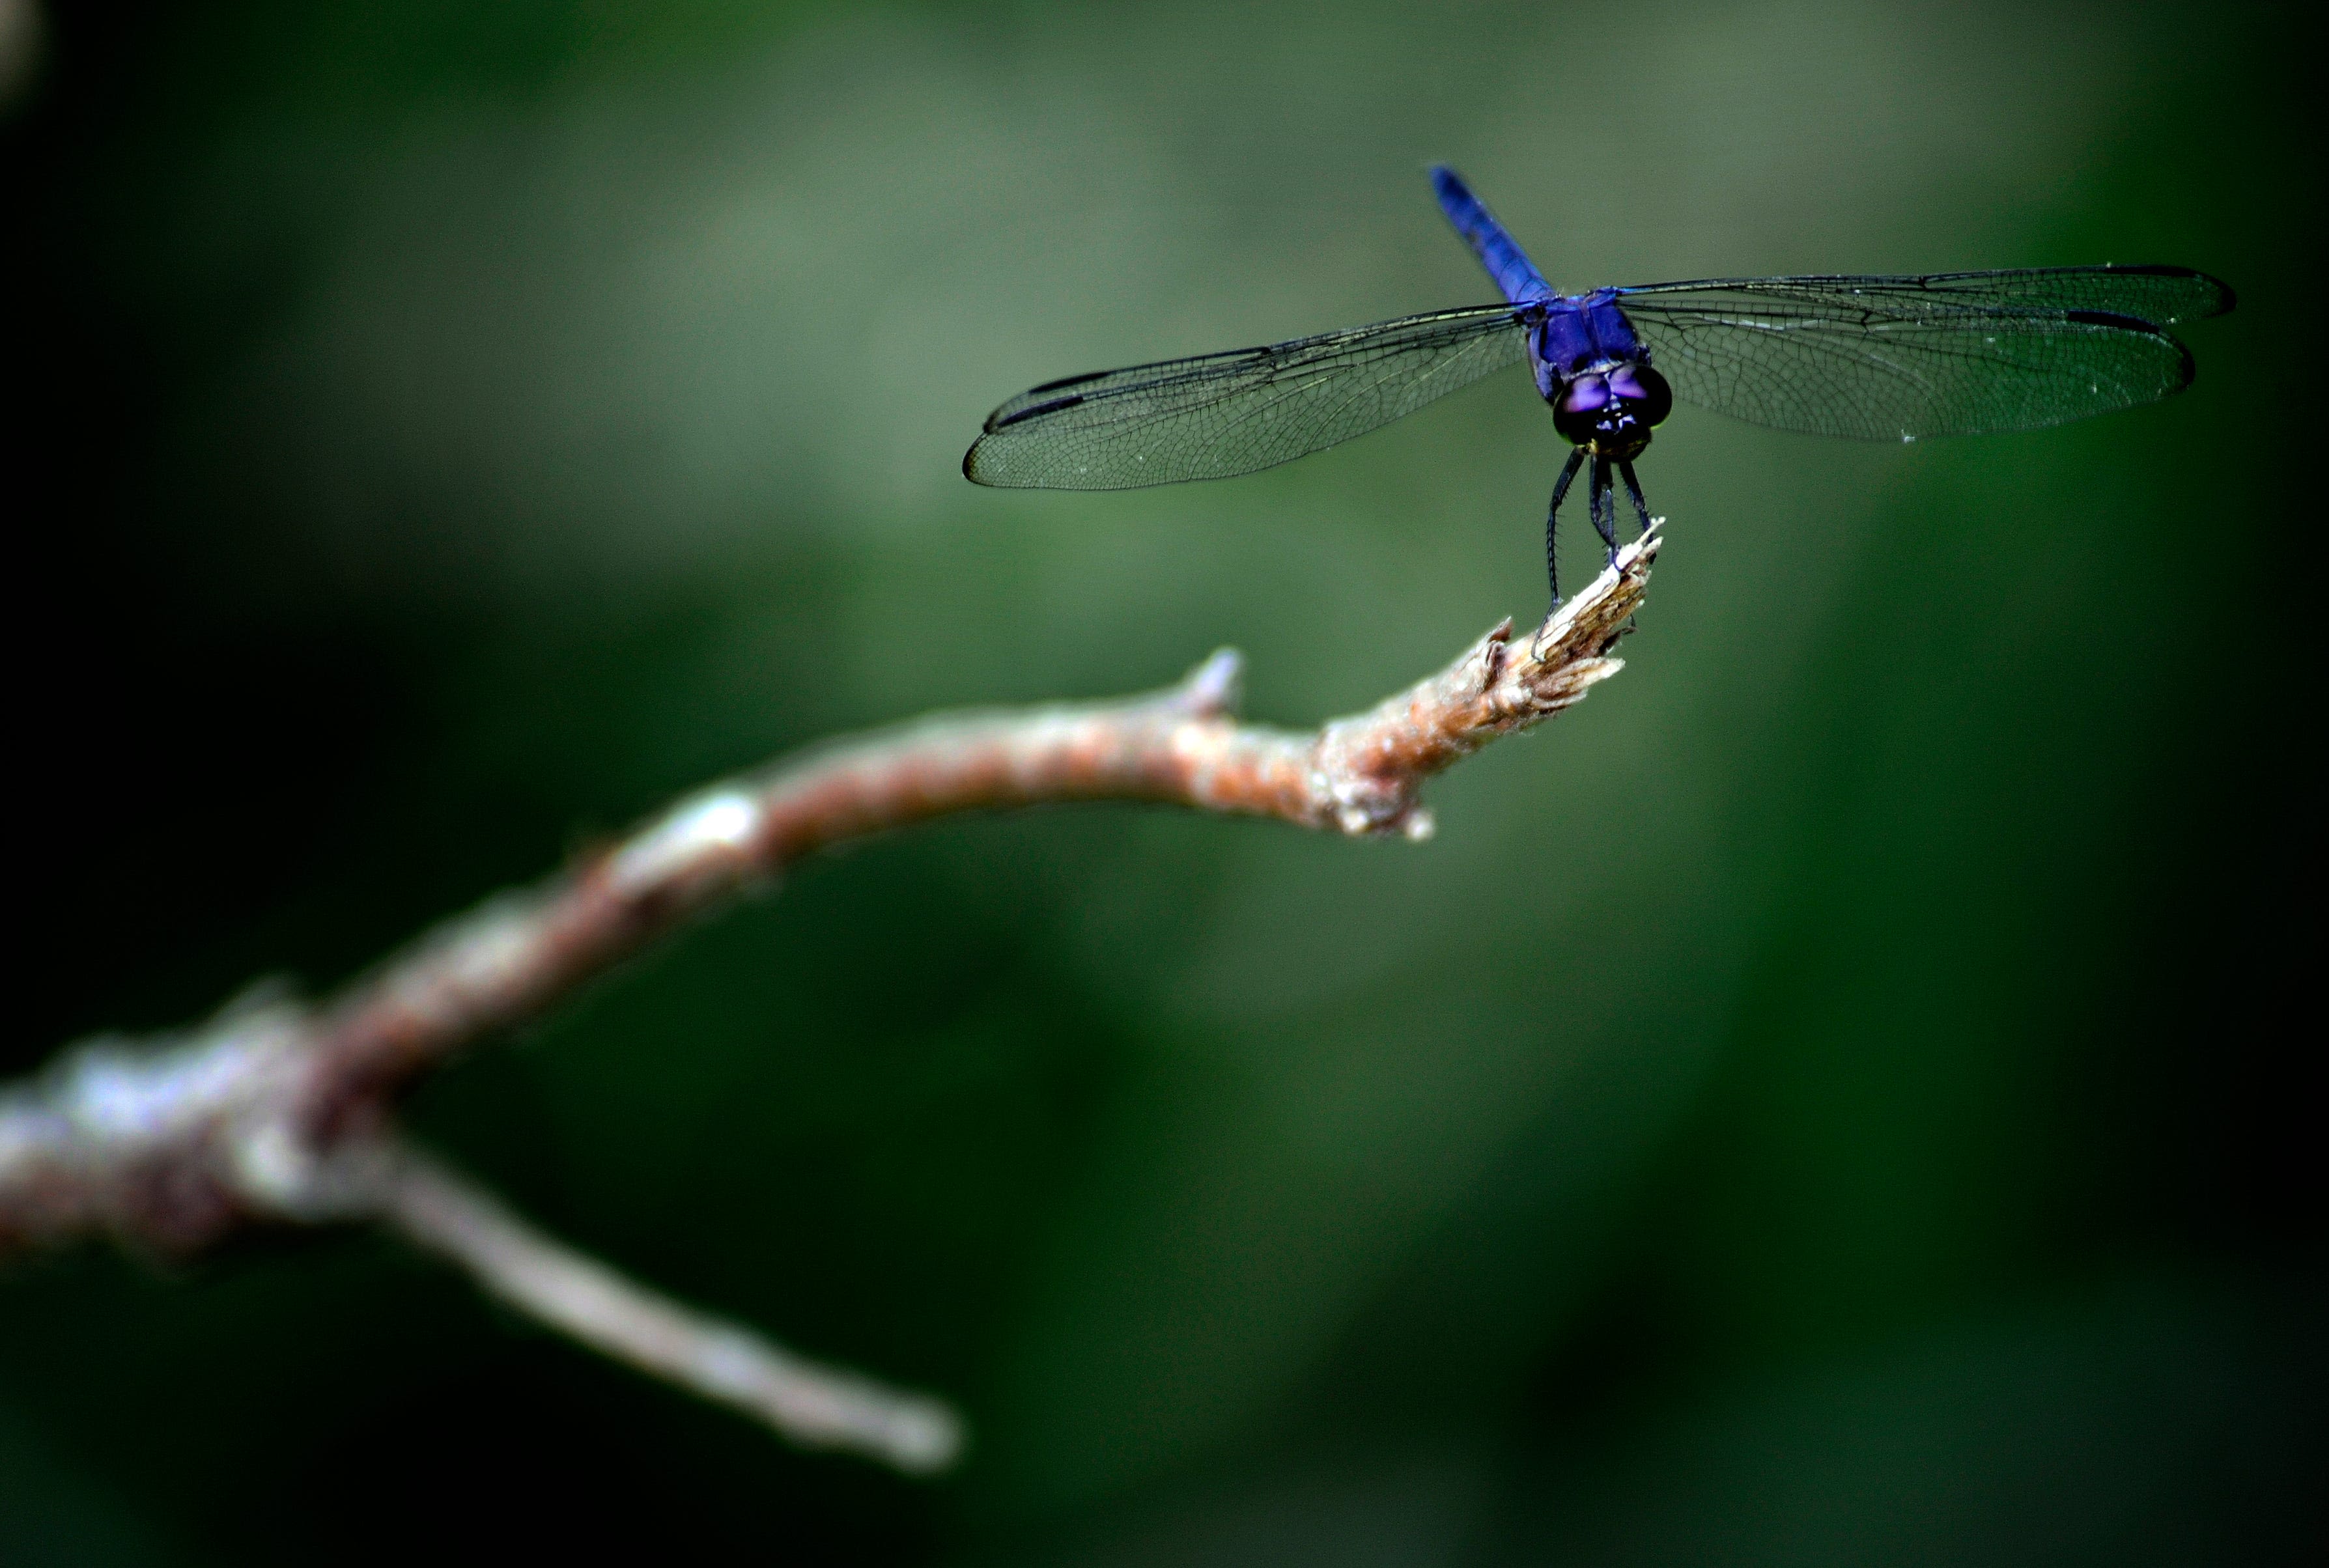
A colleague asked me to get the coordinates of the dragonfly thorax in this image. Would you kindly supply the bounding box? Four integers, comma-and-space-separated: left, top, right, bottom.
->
1550, 362, 1673, 458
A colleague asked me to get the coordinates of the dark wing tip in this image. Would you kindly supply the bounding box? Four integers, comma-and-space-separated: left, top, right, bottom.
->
963, 430, 1049, 488
964, 434, 1021, 486
2063, 309, 2198, 393
2106, 262, 2238, 320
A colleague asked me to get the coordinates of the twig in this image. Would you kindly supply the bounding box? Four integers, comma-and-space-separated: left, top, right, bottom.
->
0, 527, 1659, 1469
376, 1143, 963, 1473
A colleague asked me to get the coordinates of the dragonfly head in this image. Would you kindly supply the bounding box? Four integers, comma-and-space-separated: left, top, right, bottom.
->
1552, 361, 1673, 458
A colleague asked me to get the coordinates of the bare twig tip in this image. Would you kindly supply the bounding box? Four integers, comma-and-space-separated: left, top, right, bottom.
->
1179, 647, 1245, 716
880, 1403, 968, 1475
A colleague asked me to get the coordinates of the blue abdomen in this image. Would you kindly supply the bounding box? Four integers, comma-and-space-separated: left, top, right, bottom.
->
1430, 166, 1554, 306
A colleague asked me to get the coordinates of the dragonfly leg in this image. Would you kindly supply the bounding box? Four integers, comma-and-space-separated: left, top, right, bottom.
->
1588, 454, 1618, 573
1616, 458, 1654, 543
1543, 448, 1585, 611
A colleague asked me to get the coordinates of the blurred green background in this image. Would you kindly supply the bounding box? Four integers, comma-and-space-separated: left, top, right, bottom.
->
3, 1, 2319, 1561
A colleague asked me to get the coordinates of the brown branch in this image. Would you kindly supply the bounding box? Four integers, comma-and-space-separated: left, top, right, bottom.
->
292, 527, 1654, 1136
0, 527, 1658, 1468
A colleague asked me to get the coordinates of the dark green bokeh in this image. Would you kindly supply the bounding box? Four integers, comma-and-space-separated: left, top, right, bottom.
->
4, 2, 2318, 1562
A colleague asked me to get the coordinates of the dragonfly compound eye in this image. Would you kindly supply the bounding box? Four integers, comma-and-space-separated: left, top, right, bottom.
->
1609, 363, 1674, 428
1553, 374, 1613, 444
1553, 363, 1674, 453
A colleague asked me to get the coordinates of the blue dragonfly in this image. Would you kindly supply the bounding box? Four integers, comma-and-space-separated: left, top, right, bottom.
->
965, 167, 2233, 610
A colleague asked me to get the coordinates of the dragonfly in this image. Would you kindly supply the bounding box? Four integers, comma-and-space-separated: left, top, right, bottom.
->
964, 167, 2233, 611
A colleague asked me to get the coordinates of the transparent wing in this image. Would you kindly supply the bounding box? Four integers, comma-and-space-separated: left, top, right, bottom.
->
964, 303, 1531, 489
1615, 266, 2234, 440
